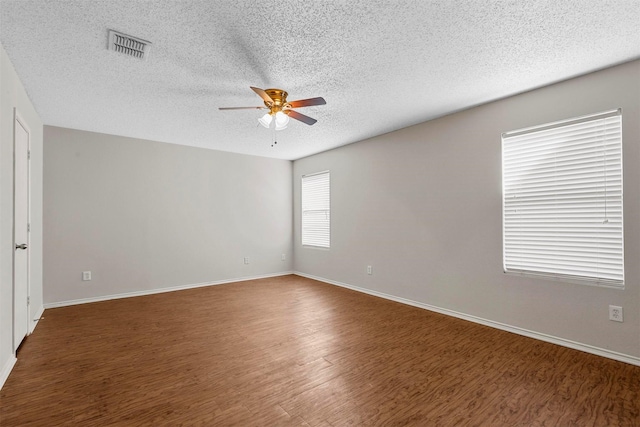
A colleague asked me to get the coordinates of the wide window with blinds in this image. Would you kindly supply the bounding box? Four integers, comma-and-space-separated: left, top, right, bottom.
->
302, 171, 330, 248
502, 109, 623, 287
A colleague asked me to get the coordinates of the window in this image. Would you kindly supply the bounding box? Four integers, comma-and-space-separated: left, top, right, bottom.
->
502, 109, 623, 287
302, 171, 330, 248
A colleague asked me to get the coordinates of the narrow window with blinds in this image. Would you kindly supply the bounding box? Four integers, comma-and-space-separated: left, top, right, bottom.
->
502, 109, 623, 287
302, 171, 330, 248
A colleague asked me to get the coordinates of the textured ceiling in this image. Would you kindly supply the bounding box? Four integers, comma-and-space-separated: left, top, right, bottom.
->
1, 1, 639, 160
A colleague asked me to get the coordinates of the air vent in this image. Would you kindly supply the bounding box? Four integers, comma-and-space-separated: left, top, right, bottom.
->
108, 30, 151, 60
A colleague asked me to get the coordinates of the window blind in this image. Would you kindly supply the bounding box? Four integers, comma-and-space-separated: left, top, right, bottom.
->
302, 171, 330, 248
502, 109, 623, 287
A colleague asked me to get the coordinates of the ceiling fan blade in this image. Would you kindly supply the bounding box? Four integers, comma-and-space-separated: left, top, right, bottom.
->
286, 110, 318, 125
219, 106, 267, 110
250, 86, 274, 104
287, 97, 326, 108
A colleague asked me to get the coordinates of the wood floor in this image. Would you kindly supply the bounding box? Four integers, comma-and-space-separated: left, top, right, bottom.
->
1, 275, 639, 426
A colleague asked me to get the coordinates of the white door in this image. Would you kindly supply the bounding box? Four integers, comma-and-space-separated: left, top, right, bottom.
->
13, 111, 30, 351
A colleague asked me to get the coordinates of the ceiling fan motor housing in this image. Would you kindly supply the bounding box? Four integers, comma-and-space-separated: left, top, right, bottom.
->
264, 89, 288, 113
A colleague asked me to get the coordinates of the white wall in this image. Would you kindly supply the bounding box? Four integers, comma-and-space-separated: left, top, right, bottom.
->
293, 60, 640, 363
44, 127, 292, 305
0, 44, 44, 386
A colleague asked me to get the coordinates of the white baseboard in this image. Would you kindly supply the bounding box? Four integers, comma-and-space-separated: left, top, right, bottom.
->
294, 272, 640, 367
0, 355, 17, 391
1, 306, 44, 391
44, 271, 294, 309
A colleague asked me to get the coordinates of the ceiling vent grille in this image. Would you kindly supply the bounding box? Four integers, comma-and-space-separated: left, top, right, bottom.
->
108, 30, 151, 60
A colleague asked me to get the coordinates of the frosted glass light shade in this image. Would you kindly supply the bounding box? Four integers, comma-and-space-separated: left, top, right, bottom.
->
258, 113, 272, 128
275, 111, 289, 130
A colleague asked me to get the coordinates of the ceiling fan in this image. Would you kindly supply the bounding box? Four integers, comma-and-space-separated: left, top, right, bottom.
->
219, 87, 326, 130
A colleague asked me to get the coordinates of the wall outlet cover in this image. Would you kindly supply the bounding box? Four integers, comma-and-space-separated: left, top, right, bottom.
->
609, 305, 623, 322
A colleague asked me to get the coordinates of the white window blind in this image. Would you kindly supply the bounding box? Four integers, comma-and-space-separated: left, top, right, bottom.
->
502, 109, 623, 287
302, 171, 330, 248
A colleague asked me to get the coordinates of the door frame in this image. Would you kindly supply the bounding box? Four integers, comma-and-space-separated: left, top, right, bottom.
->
13, 108, 31, 352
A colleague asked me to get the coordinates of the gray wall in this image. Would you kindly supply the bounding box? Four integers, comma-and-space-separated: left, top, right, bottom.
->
44, 127, 293, 304
0, 44, 44, 382
293, 60, 640, 361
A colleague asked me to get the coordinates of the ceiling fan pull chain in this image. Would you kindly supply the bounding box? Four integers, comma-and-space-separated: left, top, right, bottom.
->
271, 124, 276, 147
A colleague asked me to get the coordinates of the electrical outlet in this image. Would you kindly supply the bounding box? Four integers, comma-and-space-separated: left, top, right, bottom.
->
609, 305, 623, 322
82, 271, 92, 281
244, 257, 249, 265
281, 253, 286, 261
367, 265, 372, 275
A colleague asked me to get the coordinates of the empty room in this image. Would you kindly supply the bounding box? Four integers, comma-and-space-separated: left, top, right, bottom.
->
1, 1, 639, 425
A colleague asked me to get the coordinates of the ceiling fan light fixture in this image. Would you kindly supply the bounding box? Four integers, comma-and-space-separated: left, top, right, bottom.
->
275, 111, 289, 130
258, 113, 272, 128
221, 87, 326, 133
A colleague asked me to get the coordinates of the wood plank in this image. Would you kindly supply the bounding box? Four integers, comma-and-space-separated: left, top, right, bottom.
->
1, 275, 638, 425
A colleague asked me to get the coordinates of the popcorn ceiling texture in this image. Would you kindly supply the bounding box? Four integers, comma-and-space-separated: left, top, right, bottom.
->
1, 0, 639, 160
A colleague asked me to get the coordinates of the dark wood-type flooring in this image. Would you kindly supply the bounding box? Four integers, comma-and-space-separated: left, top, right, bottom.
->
1, 275, 639, 426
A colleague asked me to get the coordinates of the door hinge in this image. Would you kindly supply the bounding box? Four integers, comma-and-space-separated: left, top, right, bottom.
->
27, 150, 31, 160
27, 296, 30, 305
27, 223, 30, 232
